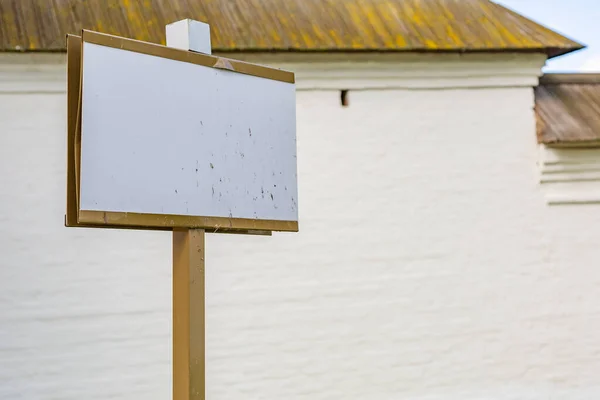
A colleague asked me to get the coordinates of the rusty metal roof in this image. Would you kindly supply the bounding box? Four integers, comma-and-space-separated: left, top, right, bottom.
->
0, 0, 583, 56
536, 74, 600, 146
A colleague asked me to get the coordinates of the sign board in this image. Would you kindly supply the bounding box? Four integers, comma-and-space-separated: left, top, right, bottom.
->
66, 30, 298, 233
65, 23, 299, 400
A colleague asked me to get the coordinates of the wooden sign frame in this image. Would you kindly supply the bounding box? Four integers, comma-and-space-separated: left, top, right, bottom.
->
65, 31, 298, 235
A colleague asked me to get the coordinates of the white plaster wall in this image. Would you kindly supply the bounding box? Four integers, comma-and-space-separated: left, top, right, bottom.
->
538, 146, 600, 205
2, 55, 600, 400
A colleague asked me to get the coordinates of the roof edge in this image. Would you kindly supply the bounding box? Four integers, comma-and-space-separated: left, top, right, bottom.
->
540, 73, 600, 85
0, 46, 578, 56
543, 140, 600, 149
547, 45, 586, 59
492, 2, 586, 59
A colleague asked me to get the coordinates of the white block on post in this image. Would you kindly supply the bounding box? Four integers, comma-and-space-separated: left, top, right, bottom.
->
166, 19, 212, 55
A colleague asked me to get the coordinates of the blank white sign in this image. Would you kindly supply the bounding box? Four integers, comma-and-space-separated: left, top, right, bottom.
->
80, 42, 298, 223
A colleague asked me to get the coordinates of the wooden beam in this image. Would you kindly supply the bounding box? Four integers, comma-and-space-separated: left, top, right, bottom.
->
173, 228, 205, 400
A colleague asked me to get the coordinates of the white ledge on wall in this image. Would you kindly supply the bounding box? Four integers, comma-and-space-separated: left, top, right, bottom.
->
0, 51, 546, 93
227, 52, 547, 91
546, 194, 600, 205
539, 145, 600, 205
0, 53, 66, 93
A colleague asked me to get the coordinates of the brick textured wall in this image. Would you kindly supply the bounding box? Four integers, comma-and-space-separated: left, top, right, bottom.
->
2, 66, 600, 399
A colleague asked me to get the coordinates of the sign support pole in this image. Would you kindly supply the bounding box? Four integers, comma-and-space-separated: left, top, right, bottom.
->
173, 228, 206, 400
166, 20, 212, 400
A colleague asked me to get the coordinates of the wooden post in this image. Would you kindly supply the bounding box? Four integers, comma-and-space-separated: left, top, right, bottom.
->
173, 229, 205, 400
166, 20, 212, 400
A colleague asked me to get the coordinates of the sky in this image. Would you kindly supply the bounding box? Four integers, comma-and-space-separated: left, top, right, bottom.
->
495, 0, 600, 72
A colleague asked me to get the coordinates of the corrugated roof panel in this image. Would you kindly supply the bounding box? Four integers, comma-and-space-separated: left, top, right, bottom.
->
0, 0, 584, 56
